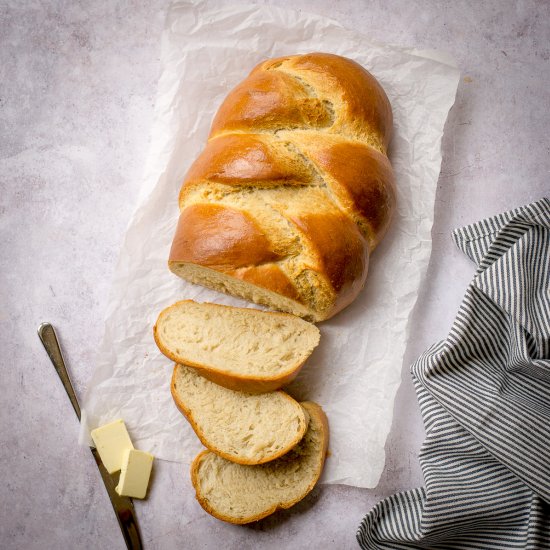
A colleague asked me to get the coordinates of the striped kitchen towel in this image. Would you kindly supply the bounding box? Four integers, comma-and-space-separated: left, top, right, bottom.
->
358, 198, 550, 549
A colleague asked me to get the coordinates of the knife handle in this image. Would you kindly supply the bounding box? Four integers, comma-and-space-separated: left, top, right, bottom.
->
38, 323, 81, 421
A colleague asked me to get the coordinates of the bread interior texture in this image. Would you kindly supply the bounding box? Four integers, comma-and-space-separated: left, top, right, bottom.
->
172, 365, 308, 464
192, 402, 327, 523
169, 261, 317, 320
156, 300, 320, 377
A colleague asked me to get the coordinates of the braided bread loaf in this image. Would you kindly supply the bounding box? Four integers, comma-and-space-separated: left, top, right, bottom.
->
169, 53, 395, 322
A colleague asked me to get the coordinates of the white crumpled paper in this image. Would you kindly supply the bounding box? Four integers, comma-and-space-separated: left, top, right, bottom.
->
81, 0, 459, 488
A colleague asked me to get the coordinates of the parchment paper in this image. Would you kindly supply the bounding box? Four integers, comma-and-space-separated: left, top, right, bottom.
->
80, 0, 460, 488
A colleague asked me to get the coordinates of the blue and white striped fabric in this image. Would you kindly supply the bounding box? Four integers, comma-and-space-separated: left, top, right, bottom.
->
358, 198, 550, 549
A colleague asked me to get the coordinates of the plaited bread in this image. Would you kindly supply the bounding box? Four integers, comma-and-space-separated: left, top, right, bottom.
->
169, 53, 395, 322
191, 401, 329, 524
171, 364, 309, 465
154, 300, 320, 393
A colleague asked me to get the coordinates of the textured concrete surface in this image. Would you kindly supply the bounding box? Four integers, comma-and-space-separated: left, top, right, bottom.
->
1, 1, 548, 549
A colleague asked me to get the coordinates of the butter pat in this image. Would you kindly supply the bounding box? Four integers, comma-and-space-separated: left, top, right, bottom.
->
116, 449, 154, 499
90, 419, 134, 474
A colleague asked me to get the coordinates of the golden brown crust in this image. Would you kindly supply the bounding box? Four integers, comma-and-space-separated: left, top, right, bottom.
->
169, 204, 281, 270
170, 365, 308, 465
229, 264, 303, 303
289, 212, 368, 316
303, 140, 396, 250
181, 134, 314, 192
190, 401, 329, 524
169, 203, 306, 308
153, 300, 318, 393
171, 53, 395, 321
212, 53, 392, 148
210, 69, 334, 137
277, 53, 393, 147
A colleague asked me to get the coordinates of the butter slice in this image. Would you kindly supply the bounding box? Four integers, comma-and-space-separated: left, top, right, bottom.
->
90, 419, 134, 474
115, 449, 154, 499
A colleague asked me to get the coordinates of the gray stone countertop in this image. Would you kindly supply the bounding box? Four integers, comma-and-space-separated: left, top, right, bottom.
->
1, 1, 548, 548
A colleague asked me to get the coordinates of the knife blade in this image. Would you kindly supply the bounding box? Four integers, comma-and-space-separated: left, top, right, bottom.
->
38, 323, 143, 550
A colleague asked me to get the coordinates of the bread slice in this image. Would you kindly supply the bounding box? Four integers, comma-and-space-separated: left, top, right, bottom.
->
154, 300, 320, 393
171, 364, 309, 465
190, 401, 329, 524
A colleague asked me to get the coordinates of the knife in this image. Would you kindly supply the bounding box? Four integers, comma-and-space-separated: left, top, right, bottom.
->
38, 323, 143, 550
